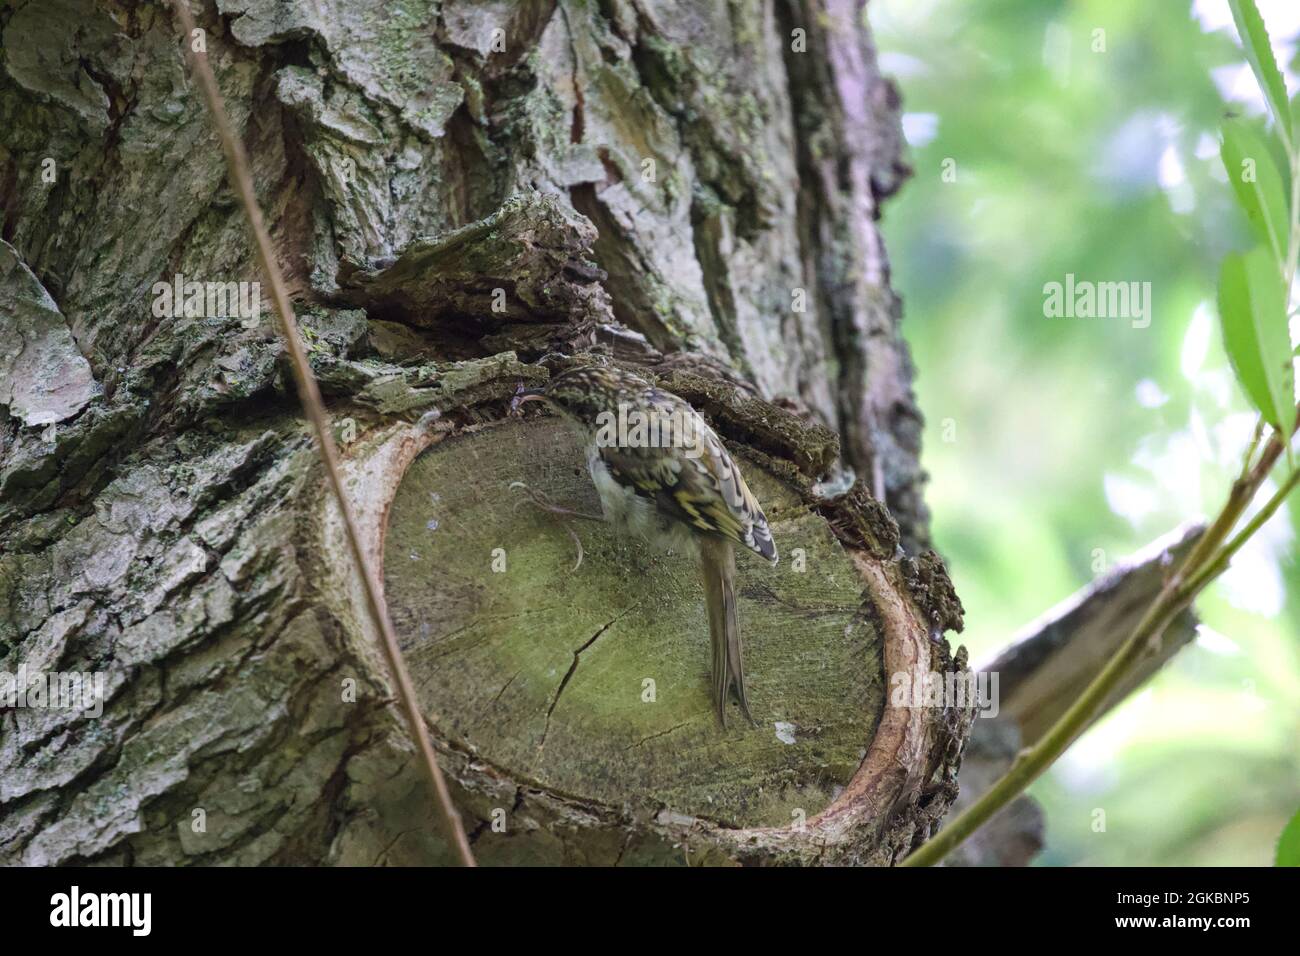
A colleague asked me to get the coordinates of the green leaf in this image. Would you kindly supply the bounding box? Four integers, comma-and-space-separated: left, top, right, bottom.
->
1217, 246, 1295, 430
1222, 119, 1290, 268
1277, 806, 1300, 866
1229, 0, 1293, 143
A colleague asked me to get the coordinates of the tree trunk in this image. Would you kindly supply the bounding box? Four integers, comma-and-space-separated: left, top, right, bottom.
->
0, 0, 968, 865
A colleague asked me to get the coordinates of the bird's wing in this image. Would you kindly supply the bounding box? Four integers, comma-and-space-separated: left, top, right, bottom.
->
596, 393, 778, 563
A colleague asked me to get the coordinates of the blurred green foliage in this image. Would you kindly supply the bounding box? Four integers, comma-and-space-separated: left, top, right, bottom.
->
873, 0, 1299, 865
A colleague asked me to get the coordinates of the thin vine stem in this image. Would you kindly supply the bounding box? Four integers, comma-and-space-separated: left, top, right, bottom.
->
903, 134, 1300, 863
168, 0, 475, 866
902, 416, 1295, 866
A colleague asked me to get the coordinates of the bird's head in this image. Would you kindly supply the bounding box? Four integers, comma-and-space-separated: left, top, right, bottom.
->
515, 365, 631, 429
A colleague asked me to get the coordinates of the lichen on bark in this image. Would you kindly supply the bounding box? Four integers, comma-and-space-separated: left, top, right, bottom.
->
1, 0, 962, 866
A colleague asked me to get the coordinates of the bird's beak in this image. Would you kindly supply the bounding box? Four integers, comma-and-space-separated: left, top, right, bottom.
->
512, 387, 548, 415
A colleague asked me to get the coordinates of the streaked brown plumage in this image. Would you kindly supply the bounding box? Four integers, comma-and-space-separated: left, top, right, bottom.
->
520, 365, 777, 726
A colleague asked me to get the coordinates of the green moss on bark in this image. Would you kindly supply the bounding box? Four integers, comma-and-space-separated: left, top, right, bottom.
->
383, 417, 884, 829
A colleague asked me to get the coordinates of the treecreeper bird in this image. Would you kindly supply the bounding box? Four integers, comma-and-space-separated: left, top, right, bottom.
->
517, 366, 778, 727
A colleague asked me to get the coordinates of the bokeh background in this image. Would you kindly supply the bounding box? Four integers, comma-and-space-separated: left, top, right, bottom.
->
873, 0, 1299, 864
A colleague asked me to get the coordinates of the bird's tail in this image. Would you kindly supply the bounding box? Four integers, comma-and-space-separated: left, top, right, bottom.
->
699, 536, 753, 728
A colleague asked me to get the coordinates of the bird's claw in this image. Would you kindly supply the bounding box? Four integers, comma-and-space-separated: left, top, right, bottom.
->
510, 481, 598, 571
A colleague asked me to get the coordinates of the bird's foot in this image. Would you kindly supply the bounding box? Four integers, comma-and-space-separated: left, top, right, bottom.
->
508, 481, 604, 522
509, 482, 603, 571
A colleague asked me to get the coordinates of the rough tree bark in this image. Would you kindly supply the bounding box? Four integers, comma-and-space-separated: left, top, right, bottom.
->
0, 0, 972, 865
